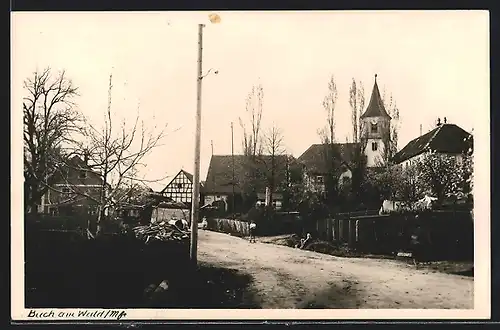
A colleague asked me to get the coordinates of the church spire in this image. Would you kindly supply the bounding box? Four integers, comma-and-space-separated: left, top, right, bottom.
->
360, 74, 391, 120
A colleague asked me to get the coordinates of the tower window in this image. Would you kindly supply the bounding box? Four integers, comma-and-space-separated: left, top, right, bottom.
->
372, 142, 378, 151
371, 123, 378, 133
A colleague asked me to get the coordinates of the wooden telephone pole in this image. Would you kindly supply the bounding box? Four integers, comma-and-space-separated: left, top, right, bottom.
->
190, 24, 204, 265
231, 122, 235, 217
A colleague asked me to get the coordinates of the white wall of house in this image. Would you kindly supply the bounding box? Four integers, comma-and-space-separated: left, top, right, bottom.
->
204, 194, 228, 210
400, 153, 425, 169
399, 152, 463, 169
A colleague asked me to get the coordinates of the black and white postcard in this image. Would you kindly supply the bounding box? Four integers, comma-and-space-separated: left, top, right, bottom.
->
11, 10, 490, 321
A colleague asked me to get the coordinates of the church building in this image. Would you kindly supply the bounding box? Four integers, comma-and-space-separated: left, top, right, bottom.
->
359, 74, 392, 167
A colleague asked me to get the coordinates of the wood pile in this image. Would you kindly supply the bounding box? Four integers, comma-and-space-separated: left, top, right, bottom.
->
132, 221, 190, 244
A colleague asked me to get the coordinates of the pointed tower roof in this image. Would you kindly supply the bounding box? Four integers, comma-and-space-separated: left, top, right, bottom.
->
360, 74, 392, 120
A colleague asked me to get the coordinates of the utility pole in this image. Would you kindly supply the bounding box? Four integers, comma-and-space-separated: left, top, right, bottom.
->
231, 122, 235, 217
190, 23, 204, 265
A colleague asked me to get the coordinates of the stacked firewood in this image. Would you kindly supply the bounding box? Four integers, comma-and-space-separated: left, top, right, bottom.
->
132, 222, 190, 244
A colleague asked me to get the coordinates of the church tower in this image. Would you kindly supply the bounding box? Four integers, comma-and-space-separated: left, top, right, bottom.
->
360, 74, 391, 167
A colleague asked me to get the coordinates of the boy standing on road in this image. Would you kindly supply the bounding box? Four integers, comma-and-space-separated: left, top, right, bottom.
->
249, 220, 257, 243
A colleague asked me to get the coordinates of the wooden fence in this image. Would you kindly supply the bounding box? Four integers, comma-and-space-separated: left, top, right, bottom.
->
206, 218, 250, 237
313, 210, 474, 260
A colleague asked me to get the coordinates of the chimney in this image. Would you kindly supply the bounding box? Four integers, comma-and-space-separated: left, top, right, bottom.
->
420, 124, 422, 136
437, 118, 441, 127
444, 117, 447, 124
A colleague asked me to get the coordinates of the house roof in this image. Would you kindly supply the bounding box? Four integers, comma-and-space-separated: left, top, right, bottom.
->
360, 74, 392, 120
203, 154, 289, 194
180, 170, 193, 182
159, 169, 194, 194
392, 123, 473, 164
51, 154, 104, 186
297, 143, 360, 174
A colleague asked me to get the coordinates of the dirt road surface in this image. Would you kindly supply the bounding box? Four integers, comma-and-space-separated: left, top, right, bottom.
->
198, 230, 474, 309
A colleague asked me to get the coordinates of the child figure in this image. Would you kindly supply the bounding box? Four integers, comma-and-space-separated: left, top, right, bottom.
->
249, 220, 257, 243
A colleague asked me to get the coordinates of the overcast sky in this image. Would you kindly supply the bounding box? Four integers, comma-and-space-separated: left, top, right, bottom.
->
12, 11, 489, 191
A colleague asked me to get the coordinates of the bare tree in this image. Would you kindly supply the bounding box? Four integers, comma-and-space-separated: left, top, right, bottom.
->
56, 73, 168, 236
348, 78, 365, 143
238, 84, 264, 206
239, 84, 264, 157
316, 75, 342, 206
263, 124, 286, 206
381, 89, 401, 163
322, 75, 338, 144
23, 67, 82, 213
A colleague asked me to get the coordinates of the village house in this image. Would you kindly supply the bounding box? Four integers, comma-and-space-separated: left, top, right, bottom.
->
297, 143, 358, 195
39, 155, 107, 216
391, 119, 473, 168
203, 154, 290, 212
158, 169, 204, 206
298, 74, 391, 192
156, 169, 206, 222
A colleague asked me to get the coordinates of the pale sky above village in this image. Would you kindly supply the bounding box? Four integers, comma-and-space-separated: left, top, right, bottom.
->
12, 11, 489, 191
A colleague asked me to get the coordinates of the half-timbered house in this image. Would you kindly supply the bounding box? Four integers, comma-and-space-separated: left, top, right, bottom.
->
158, 169, 203, 206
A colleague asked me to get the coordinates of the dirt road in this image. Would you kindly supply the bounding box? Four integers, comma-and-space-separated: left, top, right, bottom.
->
198, 230, 474, 309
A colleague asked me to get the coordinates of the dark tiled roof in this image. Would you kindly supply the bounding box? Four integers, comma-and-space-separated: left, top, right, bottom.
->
203, 154, 289, 194
297, 143, 360, 174
392, 124, 473, 164
360, 75, 392, 120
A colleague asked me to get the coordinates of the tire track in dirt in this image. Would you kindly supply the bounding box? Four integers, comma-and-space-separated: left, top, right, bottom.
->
198, 230, 473, 309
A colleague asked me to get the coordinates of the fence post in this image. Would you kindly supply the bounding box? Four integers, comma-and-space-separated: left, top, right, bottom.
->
339, 218, 344, 243
347, 212, 354, 247
332, 218, 336, 240
355, 219, 359, 243
330, 218, 334, 241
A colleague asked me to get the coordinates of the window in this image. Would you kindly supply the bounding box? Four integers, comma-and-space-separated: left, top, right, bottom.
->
177, 183, 183, 189
371, 123, 378, 133
372, 142, 378, 151
316, 176, 324, 184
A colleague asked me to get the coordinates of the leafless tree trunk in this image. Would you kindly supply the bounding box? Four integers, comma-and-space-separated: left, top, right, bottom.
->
23, 67, 81, 214
263, 124, 285, 206
316, 75, 340, 205
322, 75, 338, 144
349, 78, 365, 143
239, 84, 264, 206
58, 73, 167, 236
381, 89, 401, 164
239, 84, 264, 157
